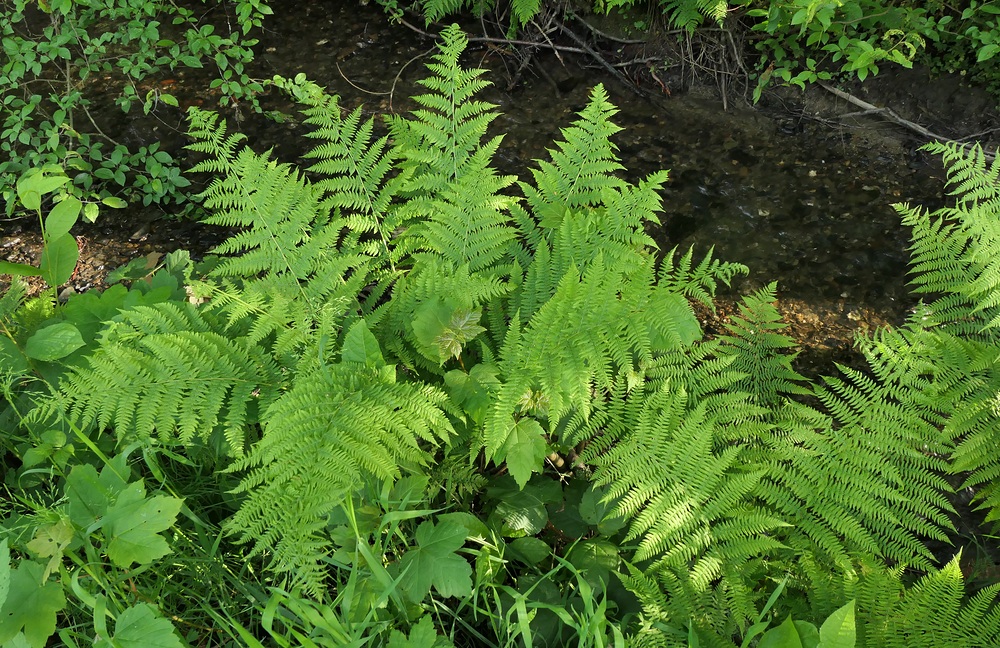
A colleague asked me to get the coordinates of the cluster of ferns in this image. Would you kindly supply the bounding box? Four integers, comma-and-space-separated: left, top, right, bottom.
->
5, 24, 1000, 647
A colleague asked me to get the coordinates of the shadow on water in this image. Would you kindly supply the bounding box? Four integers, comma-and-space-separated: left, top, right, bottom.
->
5, 0, 954, 369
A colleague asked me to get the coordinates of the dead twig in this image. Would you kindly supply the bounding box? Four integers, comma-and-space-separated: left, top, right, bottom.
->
818, 81, 997, 160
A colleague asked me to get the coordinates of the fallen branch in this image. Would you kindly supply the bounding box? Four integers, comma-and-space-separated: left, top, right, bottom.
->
818, 81, 996, 160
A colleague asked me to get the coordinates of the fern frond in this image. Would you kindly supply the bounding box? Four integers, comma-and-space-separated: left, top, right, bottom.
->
521, 84, 627, 229
716, 283, 811, 407
226, 362, 453, 596
923, 141, 1000, 206
283, 77, 403, 264
389, 25, 497, 195
658, 246, 748, 309
60, 302, 281, 456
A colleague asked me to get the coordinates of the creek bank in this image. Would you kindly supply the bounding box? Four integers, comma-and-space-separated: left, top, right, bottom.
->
3, 0, 995, 378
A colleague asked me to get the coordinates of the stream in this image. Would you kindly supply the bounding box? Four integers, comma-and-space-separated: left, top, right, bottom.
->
2, 0, 955, 374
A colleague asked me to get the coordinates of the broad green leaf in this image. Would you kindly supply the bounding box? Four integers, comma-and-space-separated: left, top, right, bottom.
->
817, 600, 855, 648
497, 417, 547, 488
794, 621, 820, 648
342, 319, 384, 367
101, 196, 127, 208
0, 337, 29, 375
24, 322, 84, 361
508, 537, 550, 566
0, 561, 65, 647
0, 539, 9, 609
83, 202, 99, 223
39, 232, 79, 286
565, 539, 619, 587
26, 518, 74, 580
103, 603, 183, 648
411, 298, 453, 364
0, 261, 42, 277
44, 195, 81, 241
758, 616, 803, 648
396, 519, 472, 602
387, 615, 453, 648
488, 477, 561, 537
444, 363, 499, 426
103, 482, 183, 567
16, 171, 68, 211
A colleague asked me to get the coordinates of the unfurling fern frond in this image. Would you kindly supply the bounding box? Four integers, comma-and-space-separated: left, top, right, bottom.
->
226, 361, 453, 596
60, 302, 282, 456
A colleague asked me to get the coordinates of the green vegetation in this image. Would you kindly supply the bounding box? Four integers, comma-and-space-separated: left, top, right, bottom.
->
400, 0, 1000, 102
0, 0, 270, 217
1, 24, 999, 646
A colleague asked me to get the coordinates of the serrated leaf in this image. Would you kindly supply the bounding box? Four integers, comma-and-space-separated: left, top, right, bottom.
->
26, 518, 74, 580
342, 319, 384, 366
0, 561, 65, 647
497, 417, 547, 488
817, 600, 854, 648
103, 482, 183, 567
488, 478, 561, 537
387, 615, 453, 648
435, 309, 485, 360
24, 322, 84, 361
105, 603, 184, 648
396, 520, 472, 602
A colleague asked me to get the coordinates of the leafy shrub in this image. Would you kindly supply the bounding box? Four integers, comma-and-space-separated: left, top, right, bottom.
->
0, 0, 272, 216
1, 23, 1000, 647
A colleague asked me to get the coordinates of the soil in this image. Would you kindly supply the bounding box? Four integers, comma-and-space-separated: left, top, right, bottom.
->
3, 0, 999, 380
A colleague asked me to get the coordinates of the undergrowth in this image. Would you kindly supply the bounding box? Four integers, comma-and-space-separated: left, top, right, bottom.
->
0, 24, 999, 647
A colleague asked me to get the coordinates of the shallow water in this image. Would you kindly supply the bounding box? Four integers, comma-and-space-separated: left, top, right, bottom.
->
5, 0, 952, 339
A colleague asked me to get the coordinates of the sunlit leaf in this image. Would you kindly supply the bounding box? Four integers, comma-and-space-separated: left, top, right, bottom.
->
396, 519, 472, 602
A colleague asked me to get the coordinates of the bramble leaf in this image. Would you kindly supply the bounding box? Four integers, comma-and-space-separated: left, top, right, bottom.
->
396, 519, 472, 602
103, 482, 183, 567
0, 561, 65, 648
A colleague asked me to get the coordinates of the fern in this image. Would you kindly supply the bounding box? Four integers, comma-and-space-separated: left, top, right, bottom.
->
60, 302, 281, 456
521, 85, 628, 231
226, 359, 453, 595
281, 75, 403, 264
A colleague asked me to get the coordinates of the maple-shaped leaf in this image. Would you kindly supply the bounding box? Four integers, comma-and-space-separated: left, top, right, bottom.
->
93, 603, 184, 648
102, 482, 183, 567
0, 560, 66, 647
435, 309, 485, 360
387, 615, 455, 648
496, 417, 547, 488
395, 519, 472, 602
26, 518, 74, 580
